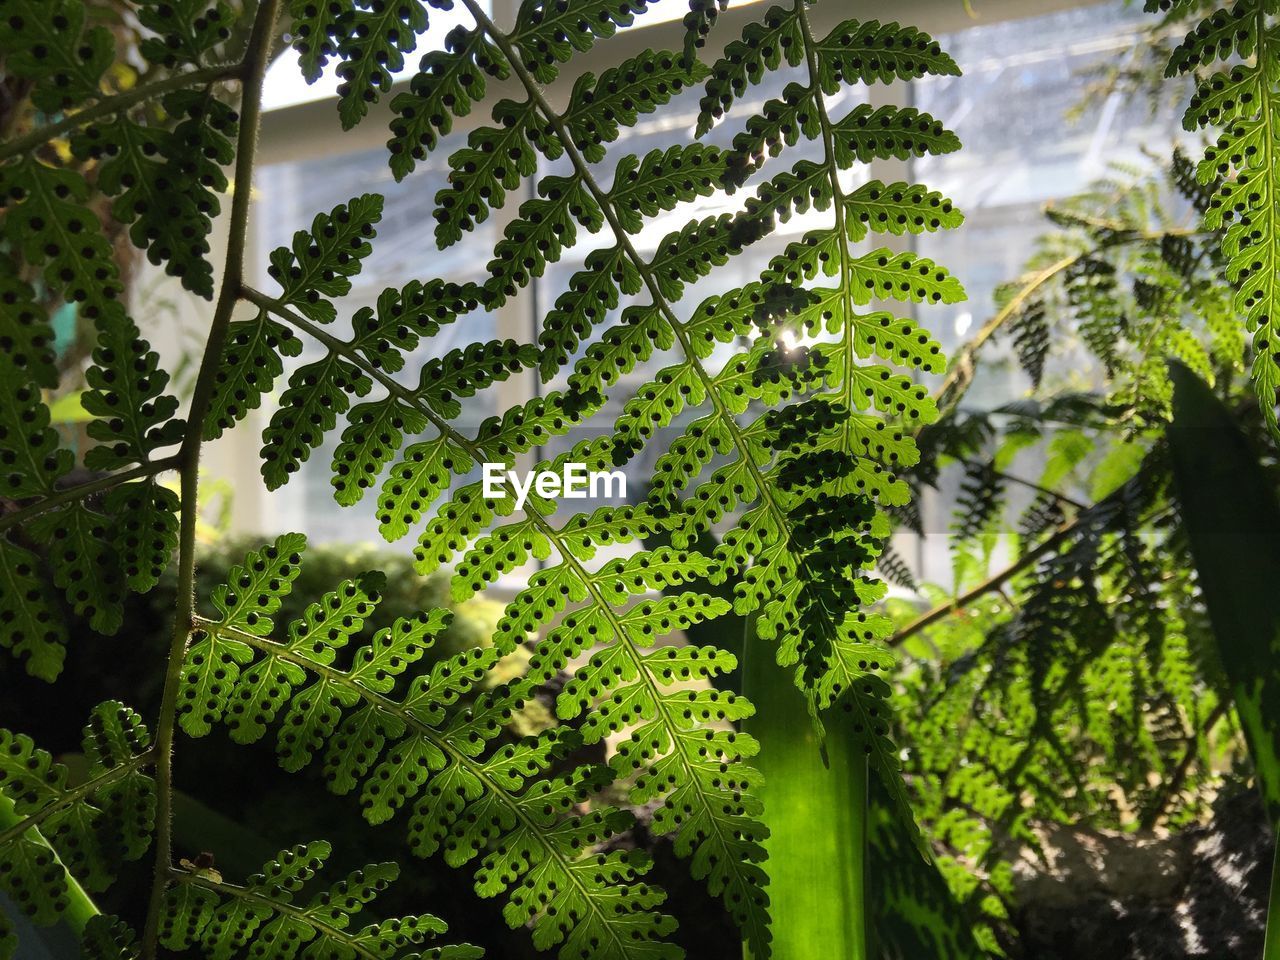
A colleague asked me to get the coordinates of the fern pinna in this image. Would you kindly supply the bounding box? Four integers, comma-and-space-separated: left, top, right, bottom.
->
1151, 0, 1280, 433
0, 0, 962, 957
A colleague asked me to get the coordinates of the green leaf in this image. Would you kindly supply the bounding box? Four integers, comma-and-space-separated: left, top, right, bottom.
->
0, 158, 123, 322
389, 26, 508, 181
609, 144, 727, 234
72, 92, 237, 299
0, 0, 113, 112
815, 18, 960, 87
106, 480, 179, 593
483, 177, 602, 303
163, 841, 479, 959
1166, 1, 1280, 434
266, 194, 384, 324
0, 274, 57, 388
0, 539, 67, 681
331, 400, 429, 507
0, 702, 153, 926
556, 51, 708, 163
27, 504, 123, 635
204, 311, 302, 442
510, 0, 652, 83
286, 0, 435, 129
697, 4, 804, 136
136, 0, 235, 67
82, 319, 185, 470
260, 354, 373, 490
434, 106, 539, 247
1167, 361, 1280, 827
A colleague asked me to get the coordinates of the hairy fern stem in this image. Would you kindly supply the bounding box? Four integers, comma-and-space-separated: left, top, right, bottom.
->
139, 2, 282, 956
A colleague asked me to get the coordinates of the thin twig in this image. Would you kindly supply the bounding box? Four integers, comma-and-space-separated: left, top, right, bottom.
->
0, 455, 180, 533
0, 64, 238, 163
889, 517, 1079, 648
932, 227, 1203, 416
955, 455, 1089, 511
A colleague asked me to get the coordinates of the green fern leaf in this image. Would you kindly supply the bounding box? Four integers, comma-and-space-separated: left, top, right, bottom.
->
204, 311, 303, 442
556, 51, 709, 163
72, 93, 237, 298
82, 320, 185, 470
0, 0, 113, 112
421, 340, 539, 420
389, 26, 509, 180
0, 158, 123, 321
377, 435, 473, 541
814, 18, 960, 86
164, 840, 480, 959
830, 105, 960, 164
266, 194, 384, 324
537, 245, 639, 380
484, 178, 603, 303
331, 400, 430, 507
27, 504, 124, 635
185, 540, 683, 958
610, 145, 728, 234
434, 106, 539, 246
106, 480, 179, 593
0, 702, 153, 925
0, 540, 67, 681
1164, 0, 1280, 430
0, 275, 57, 388
260, 354, 374, 490
511, 0, 654, 83
474, 390, 598, 461
842, 180, 963, 241
570, 304, 673, 390
136, 0, 235, 67
286, 0, 436, 129
697, 4, 804, 136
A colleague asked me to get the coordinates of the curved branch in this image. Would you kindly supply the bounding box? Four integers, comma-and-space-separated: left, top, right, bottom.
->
0, 64, 239, 163
932, 227, 1206, 416
888, 516, 1080, 648
0, 456, 180, 534
954, 455, 1089, 512
0, 750, 155, 849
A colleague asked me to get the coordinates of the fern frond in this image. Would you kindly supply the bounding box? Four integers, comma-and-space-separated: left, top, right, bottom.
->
697, 4, 804, 135
1163, 0, 1280, 431
221, 4, 967, 952
0, 365, 147, 645
266, 194, 385, 324
0, 702, 154, 930
388, 26, 508, 179
287, 0, 438, 129
72, 91, 237, 297
182, 536, 681, 960
162, 839, 482, 959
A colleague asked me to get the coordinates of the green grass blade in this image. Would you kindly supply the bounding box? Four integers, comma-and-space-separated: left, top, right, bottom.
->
742, 620, 868, 960
1168, 360, 1280, 958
